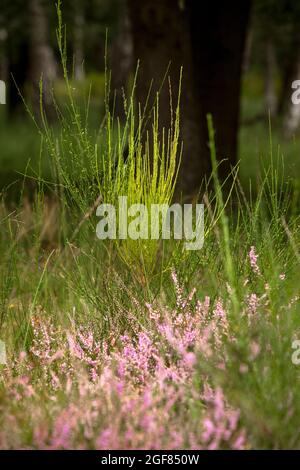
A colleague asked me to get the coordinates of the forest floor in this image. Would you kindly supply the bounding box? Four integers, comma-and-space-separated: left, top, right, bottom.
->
0, 73, 300, 449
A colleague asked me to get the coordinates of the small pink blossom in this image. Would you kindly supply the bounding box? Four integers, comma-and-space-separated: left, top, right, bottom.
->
249, 246, 261, 276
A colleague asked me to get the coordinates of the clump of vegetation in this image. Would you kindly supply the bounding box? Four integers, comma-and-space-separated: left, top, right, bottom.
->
1, 0, 300, 451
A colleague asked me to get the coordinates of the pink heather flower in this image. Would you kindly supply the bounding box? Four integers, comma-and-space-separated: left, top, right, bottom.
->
249, 246, 261, 276
0, 282, 248, 450
67, 333, 84, 359
19, 351, 27, 362
142, 388, 152, 407
33, 425, 48, 449
239, 363, 249, 374
202, 418, 215, 442
97, 428, 114, 449
214, 300, 226, 320
250, 341, 261, 360
247, 293, 259, 315
213, 388, 225, 421
182, 351, 196, 368
146, 302, 160, 322
212, 299, 229, 343
171, 269, 185, 309
201, 387, 245, 449
233, 433, 246, 450
50, 411, 75, 449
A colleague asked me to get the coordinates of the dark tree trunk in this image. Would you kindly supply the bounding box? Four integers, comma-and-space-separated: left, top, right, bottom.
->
0, 15, 8, 86
282, 57, 300, 137
73, 0, 85, 81
3, 6, 28, 116
128, 0, 251, 195
242, 23, 253, 74
127, 0, 203, 197
188, 1, 251, 184
278, 24, 300, 116
7, 40, 28, 116
110, 0, 133, 121
277, 22, 300, 136
264, 37, 277, 116
28, 0, 57, 121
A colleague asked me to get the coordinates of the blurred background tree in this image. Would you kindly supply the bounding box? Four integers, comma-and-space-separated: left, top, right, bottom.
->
1, 0, 300, 197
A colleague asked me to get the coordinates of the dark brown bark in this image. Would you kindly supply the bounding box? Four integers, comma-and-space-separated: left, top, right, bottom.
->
0, 15, 8, 86
7, 40, 28, 116
3, 8, 28, 116
242, 23, 253, 74
276, 21, 300, 136
110, 0, 133, 121
278, 24, 300, 117
188, 1, 251, 184
28, 0, 57, 121
282, 58, 300, 137
128, 0, 251, 195
264, 37, 277, 116
73, 0, 85, 81
127, 0, 203, 197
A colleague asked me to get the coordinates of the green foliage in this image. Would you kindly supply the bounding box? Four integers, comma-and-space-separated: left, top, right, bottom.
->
1, 0, 300, 449
34, 0, 182, 282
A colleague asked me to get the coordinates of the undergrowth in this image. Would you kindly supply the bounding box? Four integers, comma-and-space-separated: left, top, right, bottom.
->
0, 1, 300, 450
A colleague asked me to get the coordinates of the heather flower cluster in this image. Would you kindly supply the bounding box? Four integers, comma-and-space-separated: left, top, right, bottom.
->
249, 245, 261, 276
0, 271, 248, 450
0, 247, 294, 450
